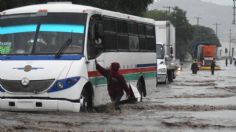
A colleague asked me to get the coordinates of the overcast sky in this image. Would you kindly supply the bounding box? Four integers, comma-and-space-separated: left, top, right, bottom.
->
155, 0, 233, 6
201, 0, 232, 6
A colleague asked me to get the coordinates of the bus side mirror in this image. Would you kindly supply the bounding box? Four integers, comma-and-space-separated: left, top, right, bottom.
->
93, 23, 103, 49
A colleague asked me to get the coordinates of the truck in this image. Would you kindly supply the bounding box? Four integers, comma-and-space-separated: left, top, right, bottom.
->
197, 44, 216, 66
155, 21, 177, 83
197, 44, 220, 70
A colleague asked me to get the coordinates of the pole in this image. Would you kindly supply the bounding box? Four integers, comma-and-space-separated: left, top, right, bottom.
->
214, 23, 220, 36
163, 6, 173, 14
229, 29, 232, 59
233, 0, 236, 24
195, 17, 201, 25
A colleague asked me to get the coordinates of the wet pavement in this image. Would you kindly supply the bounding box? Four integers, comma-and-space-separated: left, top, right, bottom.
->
1, 60, 236, 131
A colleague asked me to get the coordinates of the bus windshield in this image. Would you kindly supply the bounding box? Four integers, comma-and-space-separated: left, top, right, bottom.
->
0, 12, 87, 55
156, 44, 164, 59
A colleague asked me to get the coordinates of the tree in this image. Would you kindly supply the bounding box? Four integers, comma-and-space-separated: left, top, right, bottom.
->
0, 0, 44, 11
143, 9, 167, 20
144, 7, 194, 61
191, 25, 221, 58
170, 7, 193, 61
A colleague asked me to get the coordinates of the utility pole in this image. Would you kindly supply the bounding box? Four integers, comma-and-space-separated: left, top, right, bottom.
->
229, 29, 232, 58
163, 6, 173, 20
213, 23, 220, 36
195, 17, 201, 25
163, 6, 173, 14
233, 0, 236, 24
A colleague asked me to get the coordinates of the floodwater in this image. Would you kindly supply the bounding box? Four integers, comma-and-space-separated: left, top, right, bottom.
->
1, 60, 236, 131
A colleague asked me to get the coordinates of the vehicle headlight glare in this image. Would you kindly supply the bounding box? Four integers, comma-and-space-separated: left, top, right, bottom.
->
57, 82, 64, 89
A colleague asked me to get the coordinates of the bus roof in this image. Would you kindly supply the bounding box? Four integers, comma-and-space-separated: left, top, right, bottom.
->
1, 2, 155, 24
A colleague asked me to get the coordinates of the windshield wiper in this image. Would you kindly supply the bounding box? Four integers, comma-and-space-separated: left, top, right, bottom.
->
55, 38, 72, 58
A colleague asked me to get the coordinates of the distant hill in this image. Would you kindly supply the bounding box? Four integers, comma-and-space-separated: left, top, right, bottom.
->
149, 0, 234, 50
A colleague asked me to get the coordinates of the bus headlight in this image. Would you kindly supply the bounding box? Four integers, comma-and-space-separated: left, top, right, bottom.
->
57, 81, 64, 89
48, 76, 80, 93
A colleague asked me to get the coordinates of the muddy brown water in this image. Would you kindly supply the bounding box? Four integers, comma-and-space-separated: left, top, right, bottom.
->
1, 61, 236, 131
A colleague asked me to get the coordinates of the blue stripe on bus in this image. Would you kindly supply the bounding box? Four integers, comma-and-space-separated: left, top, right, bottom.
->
136, 63, 156, 68
0, 25, 37, 35
0, 55, 83, 60
0, 24, 85, 35
0, 86, 5, 92
40, 24, 84, 33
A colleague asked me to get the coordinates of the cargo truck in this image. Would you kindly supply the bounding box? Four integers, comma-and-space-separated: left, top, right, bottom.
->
197, 44, 220, 70
155, 21, 177, 83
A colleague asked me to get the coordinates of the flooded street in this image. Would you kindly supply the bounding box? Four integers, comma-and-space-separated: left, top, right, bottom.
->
1, 60, 236, 131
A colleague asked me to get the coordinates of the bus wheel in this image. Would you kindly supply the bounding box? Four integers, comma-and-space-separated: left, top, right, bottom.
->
80, 84, 93, 112
137, 77, 147, 101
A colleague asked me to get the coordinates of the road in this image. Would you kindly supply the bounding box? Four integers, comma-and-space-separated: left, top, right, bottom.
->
0, 60, 236, 131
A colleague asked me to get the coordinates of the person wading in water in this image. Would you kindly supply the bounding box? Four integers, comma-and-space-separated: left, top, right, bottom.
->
95, 60, 131, 112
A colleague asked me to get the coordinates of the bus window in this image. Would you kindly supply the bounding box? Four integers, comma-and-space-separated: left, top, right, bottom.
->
117, 20, 128, 50
103, 17, 117, 51
87, 15, 103, 59
128, 22, 138, 35
129, 36, 139, 51
138, 24, 146, 51
145, 25, 155, 51
0, 13, 87, 55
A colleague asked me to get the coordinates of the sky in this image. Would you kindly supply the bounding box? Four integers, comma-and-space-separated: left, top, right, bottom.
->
201, 0, 232, 6
155, 0, 233, 6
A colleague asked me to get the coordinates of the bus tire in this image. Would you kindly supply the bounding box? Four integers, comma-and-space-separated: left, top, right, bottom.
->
137, 77, 147, 101
80, 83, 94, 112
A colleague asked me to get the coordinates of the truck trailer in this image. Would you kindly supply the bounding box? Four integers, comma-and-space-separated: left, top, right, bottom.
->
197, 44, 220, 70
155, 21, 177, 83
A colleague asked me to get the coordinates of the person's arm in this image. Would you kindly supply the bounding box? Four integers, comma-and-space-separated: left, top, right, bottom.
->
95, 60, 109, 78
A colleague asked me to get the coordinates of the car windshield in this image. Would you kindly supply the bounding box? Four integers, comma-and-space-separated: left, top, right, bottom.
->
156, 44, 164, 59
0, 12, 87, 55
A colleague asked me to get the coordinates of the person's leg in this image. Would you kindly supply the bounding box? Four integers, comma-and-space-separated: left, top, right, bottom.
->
114, 94, 123, 112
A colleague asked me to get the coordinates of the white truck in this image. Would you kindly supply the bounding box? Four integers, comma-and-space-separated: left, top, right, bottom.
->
155, 21, 177, 83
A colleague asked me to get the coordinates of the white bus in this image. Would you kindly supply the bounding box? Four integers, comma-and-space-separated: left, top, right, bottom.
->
0, 2, 157, 112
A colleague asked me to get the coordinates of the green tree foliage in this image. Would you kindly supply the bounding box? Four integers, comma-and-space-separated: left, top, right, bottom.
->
0, 0, 44, 11
144, 7, 194, 61
191, 25, 221, 58
0, 0, 153, 16
192, 25, 220, 46
74, 0, 153, 16
143, 9, 167, 20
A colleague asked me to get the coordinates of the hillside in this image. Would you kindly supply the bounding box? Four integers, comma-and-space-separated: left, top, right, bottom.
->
149, 0, 234, 49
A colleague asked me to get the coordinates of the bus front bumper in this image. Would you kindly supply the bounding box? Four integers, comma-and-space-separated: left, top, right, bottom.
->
157, 74, 167, 83
0, 98, 80, 112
